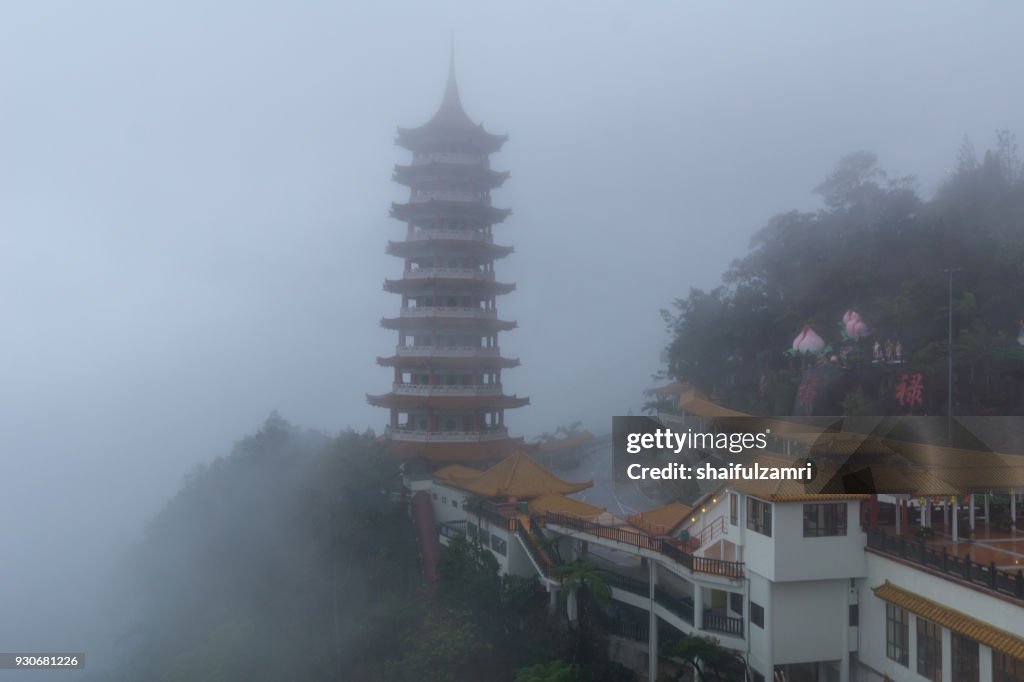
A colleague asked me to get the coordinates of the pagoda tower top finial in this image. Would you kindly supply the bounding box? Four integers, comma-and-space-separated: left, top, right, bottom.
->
435, 35, 468, 125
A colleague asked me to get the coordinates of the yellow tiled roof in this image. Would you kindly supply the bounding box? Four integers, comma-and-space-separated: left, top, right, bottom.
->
629, 501, 694, 535
873, 582, 1024, 659
435, 451, 592, 499
676, 390, 1024, 494
433, 464, 486, 488
528, 493, 605, 520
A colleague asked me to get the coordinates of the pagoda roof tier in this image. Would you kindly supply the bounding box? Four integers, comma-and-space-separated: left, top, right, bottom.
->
380, 314, 517, 332
396, 126, 508, 155
387, 238, 514, 260
377, 354, 520, 369
395, 53, 507, 154
388, 436, 525, 463
393, 163, 510, 190
390, 200, 511, 226
383, 277, 516, 296
434, 452, 592, 499
366, 392, 529, 410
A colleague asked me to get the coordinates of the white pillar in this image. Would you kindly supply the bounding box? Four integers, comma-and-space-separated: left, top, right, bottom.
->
941, 628, 952, 682
970, 494, 976, 530
920, 502, 927, 527
980, 645, 993, 682
896, 499, 902, 535
908, 615, 919, 682
1012, 489, 1017, 530
567, 589, 578, 623
648, 561, 658, 682
694, 583, 704, 631
952, 500, 959, 543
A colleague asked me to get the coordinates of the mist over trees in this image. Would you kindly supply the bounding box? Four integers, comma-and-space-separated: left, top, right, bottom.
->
661, 132, 1024, 417
99, 416, 419, 681
100, 416, 632, 681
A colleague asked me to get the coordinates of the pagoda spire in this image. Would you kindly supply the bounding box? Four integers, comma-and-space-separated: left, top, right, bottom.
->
433, 39, 470, 127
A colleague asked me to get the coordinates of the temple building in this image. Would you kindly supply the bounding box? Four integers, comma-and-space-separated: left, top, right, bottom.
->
368, 55, 528, 464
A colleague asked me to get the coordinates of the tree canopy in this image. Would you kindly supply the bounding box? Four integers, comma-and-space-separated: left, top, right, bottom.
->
661, 133, 1024, 417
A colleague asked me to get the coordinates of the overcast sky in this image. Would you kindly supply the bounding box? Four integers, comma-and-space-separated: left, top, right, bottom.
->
2, 0, 1022, 672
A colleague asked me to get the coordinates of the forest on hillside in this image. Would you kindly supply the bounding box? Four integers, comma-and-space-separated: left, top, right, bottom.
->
659, 133, 1024, 419
99, 416, 646, 682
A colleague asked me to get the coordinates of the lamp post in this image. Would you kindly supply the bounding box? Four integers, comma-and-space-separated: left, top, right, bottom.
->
944, 267, 961, 447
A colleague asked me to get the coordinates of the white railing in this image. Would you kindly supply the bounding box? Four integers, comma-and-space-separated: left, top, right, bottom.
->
411, 189, 484, 203
400, 307, 497, 319
406, 229, 491, 243
396, 346, 501, 357
403, 268, 495, 281
392, 383, 503, 396
386, 427, 509, 442
411, 152, 482, 166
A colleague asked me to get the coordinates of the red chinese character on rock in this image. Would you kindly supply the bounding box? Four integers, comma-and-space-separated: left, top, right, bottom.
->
895, 373, 924, 409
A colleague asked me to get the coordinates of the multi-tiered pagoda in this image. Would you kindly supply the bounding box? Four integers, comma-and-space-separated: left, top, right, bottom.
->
368, 58, 528, 464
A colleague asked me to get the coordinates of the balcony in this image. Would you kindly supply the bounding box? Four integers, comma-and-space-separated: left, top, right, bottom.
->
399, 306, 497, 319
406, 229, 492, 243
865, 526, 1024, 602
395, 345, 501, 358
385, 426, 509, 443
403, 267, 495, 281
391, 383, 504, 396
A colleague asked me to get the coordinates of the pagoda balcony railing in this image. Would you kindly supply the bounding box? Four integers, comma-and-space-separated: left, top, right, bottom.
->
391, 383, 504, 396
400, 306, 497, 319
403, 267, 495, 281
406, 229, 492, 243
410, 189, 483, 203
396, 345, 500, 357
385, 426, 509, 442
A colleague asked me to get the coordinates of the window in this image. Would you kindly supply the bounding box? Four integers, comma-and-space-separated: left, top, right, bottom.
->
729, 592, 743, 616
750, 601, 764, 628
441, 496, 447, 504
803, 503, 847, 536
451, 499, 458, 508
952, 633, 979, 682
432, 493, 438, 500
467, 522, 478, 541
747, 498, 772, 536
916, 617, 942, 682
479, 529, 490, 547
849, 604, 858, 627
730, 493, 738, 525
994, 652, 1024, 682
752, 674, 765, 682
885, 603, 909, 666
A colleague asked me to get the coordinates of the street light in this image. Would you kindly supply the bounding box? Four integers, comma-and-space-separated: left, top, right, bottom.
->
944, 267, 961, 447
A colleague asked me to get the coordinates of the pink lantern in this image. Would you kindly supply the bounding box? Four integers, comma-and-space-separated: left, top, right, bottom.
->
792, 325, 826, 353
843, 309, 870, 339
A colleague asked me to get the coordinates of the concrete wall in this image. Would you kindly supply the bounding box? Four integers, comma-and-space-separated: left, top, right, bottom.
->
771, 579, 849, 665
857, 551, 1017, 682
773, 501, 866, 582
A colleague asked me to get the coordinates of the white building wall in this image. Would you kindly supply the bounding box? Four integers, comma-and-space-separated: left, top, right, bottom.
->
857, 551, 1020, 682
771, 579, 848, 665
747, 571, 774, 678
773, 501, 866, 582
430, 483, 470, 526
